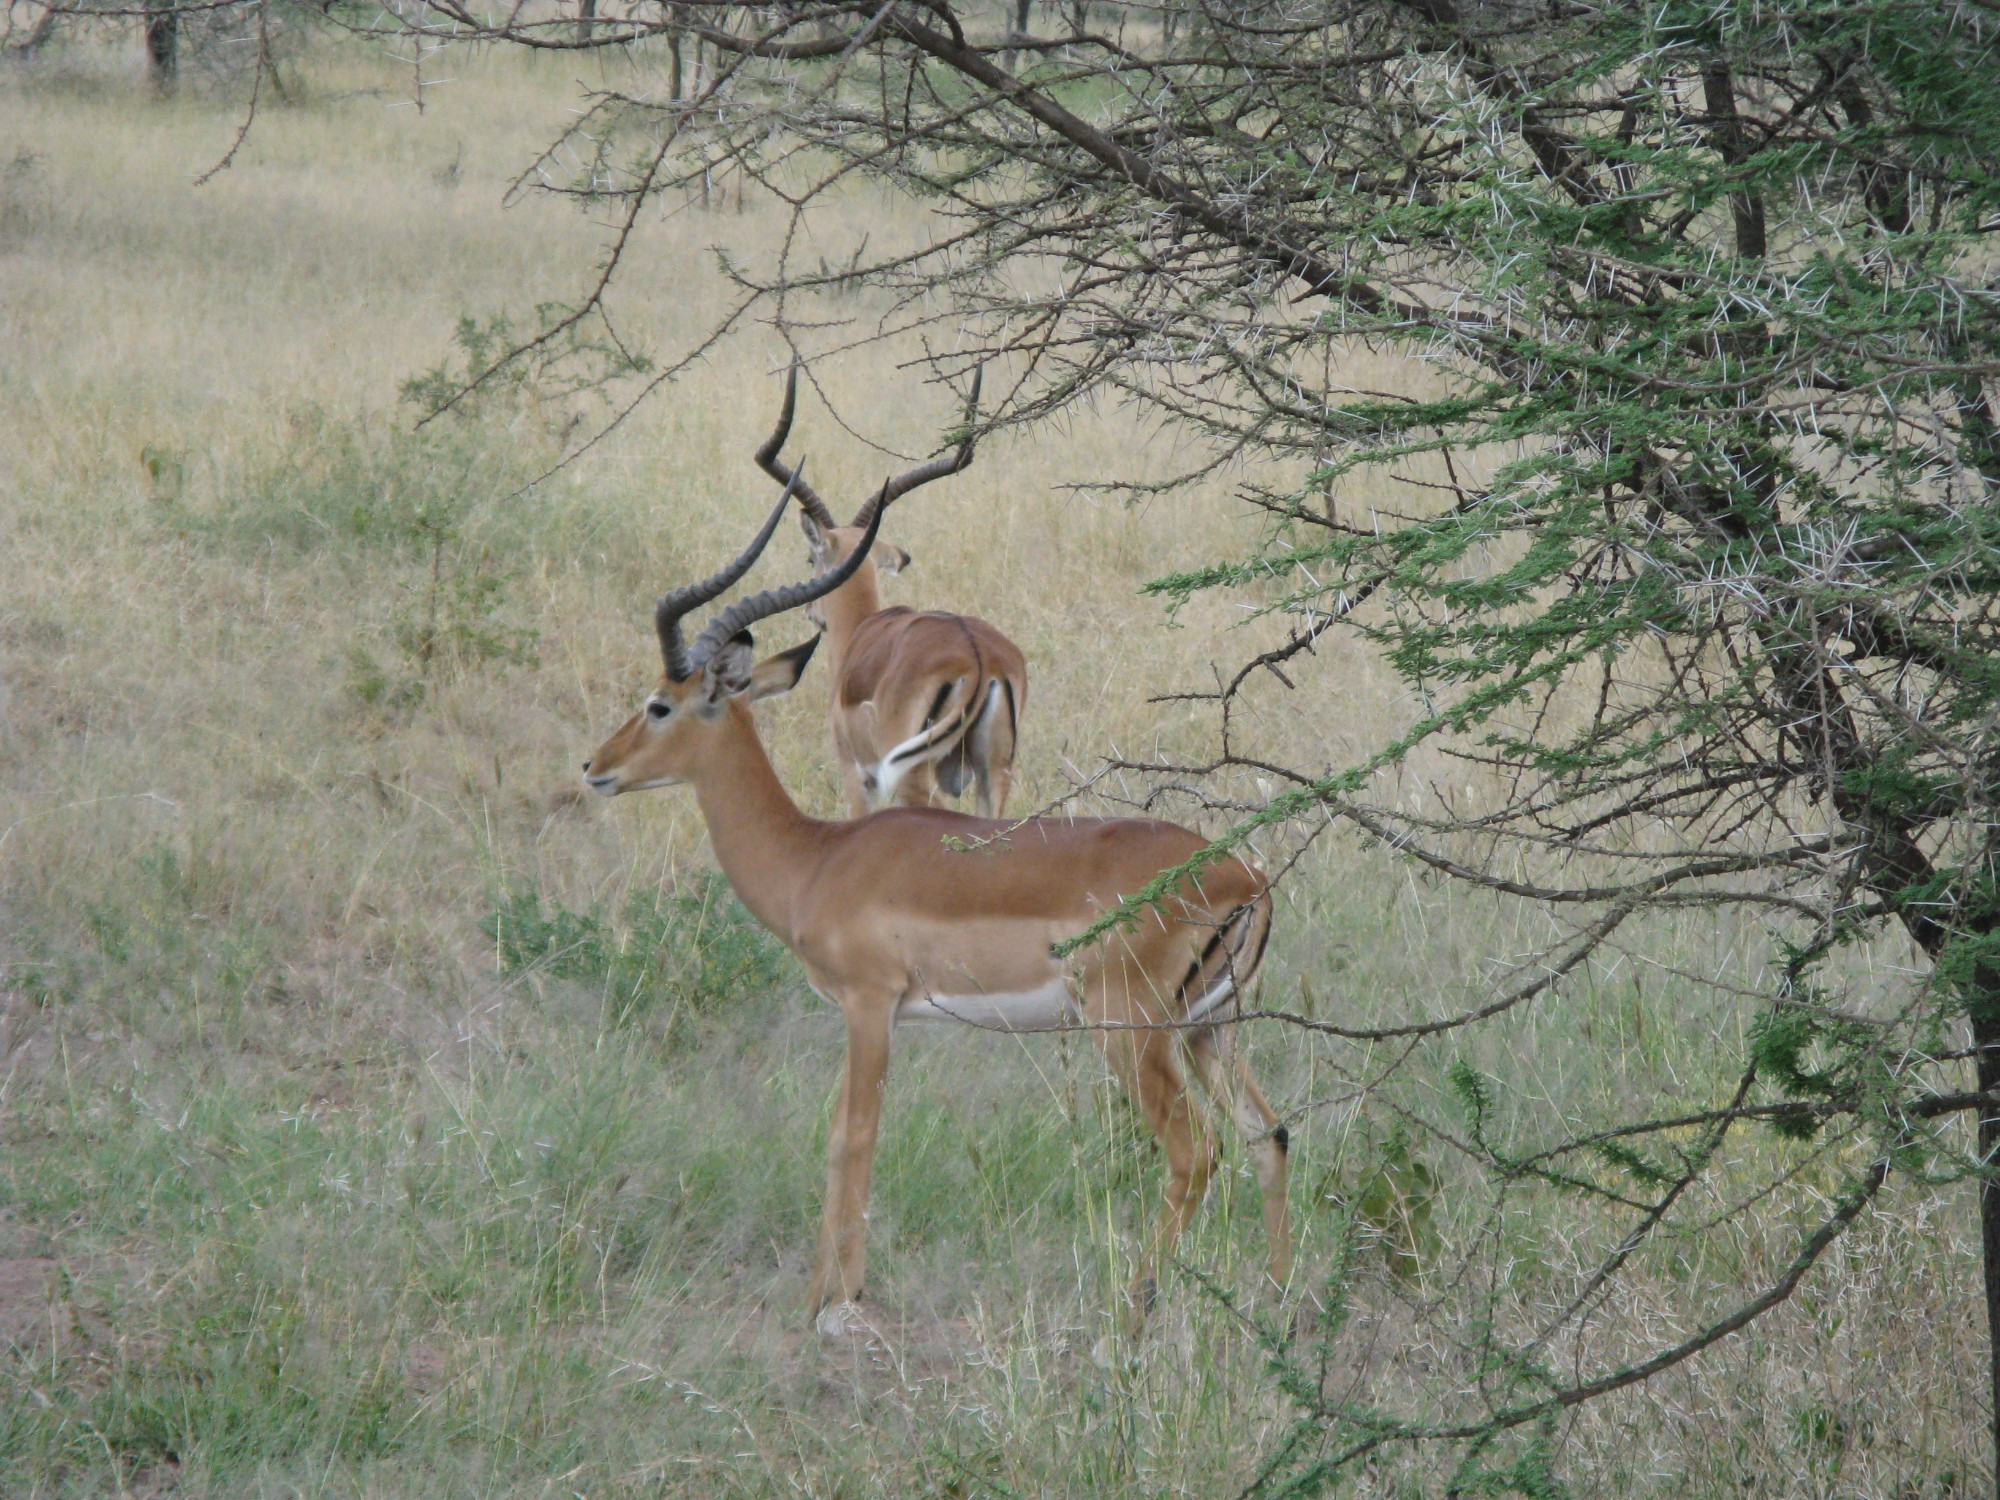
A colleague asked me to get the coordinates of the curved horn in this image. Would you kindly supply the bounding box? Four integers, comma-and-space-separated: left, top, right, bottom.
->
850, 364, 983, 528
655, 468, 801, 679
754, 361, 839, 529
689, 485, 888, 669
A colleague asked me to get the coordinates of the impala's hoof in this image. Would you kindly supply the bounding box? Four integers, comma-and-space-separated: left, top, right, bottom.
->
813, 1300, 866, 1339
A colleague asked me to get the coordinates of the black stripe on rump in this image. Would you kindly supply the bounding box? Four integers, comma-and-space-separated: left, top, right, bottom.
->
1235, 895, 1272, 981
1177, 895, 1270, 1015
887, 696, 972, 765
1175, 923, 1231, 1013
923, 680, 953, 728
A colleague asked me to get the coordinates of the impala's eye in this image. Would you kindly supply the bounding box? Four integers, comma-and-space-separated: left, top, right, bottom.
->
646, 701, 670, 720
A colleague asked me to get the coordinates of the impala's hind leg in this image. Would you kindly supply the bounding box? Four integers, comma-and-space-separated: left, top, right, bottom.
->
1187, 1026, 1292, 1287
894, 758, 944, 811
979, 765, 1013, 821
966, 678, 1018, 818
1086, 972, 1216, 1325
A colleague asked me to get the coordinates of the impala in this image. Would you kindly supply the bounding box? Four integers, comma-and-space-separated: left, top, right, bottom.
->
582, 484, 1291, 1335
756, 363, 1029, 818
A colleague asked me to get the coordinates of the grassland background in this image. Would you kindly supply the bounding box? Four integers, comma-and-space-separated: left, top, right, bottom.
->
0, 27, 1989, 1499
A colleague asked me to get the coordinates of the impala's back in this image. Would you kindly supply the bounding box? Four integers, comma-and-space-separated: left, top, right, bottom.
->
789, 807, 1268, 1032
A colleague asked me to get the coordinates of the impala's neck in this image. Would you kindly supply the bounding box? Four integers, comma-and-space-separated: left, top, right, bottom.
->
819, 564, 884, 674
687, 701, 826, 942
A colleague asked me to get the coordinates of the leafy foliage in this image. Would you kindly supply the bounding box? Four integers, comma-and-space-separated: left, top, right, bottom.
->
400, 307, 653, 428
1351, 1133, 1440, 1283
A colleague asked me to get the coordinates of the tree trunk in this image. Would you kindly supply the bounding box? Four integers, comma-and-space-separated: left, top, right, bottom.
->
1971, 978, 2000, 1498
576, 0, 595, 46
1003, 0, 1030, 68
145, 0, 176, 86
1840, 812, 2000, 1494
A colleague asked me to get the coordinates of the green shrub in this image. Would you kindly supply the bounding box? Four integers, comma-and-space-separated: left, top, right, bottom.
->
483, 873, 787, 1033
211, 409, 517, 559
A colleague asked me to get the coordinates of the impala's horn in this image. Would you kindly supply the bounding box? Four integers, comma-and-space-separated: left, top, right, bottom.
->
754, 361, 839, 529
850, 364, 983, 530
689, 483, 888, 670
655, 467, 802, 679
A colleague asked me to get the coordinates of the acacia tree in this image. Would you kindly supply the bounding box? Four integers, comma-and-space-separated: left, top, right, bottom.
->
390, 0, 2000, 1487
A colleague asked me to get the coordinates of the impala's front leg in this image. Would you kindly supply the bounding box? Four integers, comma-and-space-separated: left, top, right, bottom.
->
808, 1003, 893, 1335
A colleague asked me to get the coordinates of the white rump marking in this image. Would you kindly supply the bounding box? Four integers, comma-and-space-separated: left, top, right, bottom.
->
868, 754, 907, 810
871, 726, 934, 808
1182, 969, 1241, 1027
871, 678, 971, 807
896, 977, 1076, 1031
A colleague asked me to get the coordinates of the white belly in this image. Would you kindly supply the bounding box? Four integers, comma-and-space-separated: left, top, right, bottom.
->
895, 977, 1076, 1031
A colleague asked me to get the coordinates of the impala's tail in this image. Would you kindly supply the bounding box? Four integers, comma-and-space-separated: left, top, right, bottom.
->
937, 676, 1017, 800
1178, 885, 1274, 1028
872, 673, 985, 808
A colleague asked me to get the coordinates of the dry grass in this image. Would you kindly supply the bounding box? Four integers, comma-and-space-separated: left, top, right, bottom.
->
0, 31, 1987, 1499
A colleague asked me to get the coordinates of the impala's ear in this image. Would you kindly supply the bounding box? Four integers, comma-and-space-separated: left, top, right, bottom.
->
799, 511, 831, 559
876, 543, 911, 577
748, 633, 820, 702
694, 633, 757, 716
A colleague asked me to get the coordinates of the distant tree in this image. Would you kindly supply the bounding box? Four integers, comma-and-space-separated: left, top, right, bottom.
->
403, 0, 2000, 1488
144, 0, 175, 82
32, 0, 296, 95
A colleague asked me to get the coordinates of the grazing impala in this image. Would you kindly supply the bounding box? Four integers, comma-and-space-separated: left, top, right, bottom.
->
755, 364, 1028, 818
582, 484, 1290, 1336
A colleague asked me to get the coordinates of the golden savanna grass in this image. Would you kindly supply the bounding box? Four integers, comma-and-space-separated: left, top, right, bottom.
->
0, 32, 1988, 1498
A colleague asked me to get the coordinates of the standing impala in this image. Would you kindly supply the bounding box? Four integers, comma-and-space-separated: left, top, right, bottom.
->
756, 364, 1028, 818
582, 484, 1290, 1336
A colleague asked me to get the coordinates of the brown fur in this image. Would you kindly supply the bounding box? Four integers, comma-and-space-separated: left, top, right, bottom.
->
807, 520, 1029, 819
582, 642, 1289, 1331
